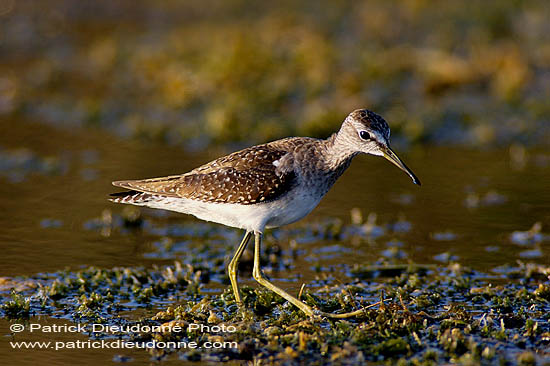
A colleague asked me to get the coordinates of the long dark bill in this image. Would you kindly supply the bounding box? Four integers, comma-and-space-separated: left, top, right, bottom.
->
382, 147, 421, 186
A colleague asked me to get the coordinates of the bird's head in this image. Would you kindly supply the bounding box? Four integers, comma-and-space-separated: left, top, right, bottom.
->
344, 109, 421, 186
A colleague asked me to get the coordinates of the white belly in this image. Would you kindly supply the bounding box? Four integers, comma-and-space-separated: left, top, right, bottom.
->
135, 187, 323, 233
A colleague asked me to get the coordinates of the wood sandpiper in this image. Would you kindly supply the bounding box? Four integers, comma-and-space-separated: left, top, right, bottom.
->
110, 109, 420, 318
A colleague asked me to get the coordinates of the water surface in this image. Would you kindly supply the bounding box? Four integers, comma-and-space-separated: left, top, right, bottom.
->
1, 118, 548, 280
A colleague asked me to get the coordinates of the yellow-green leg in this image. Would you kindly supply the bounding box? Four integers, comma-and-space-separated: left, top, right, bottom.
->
251, 232, 316, 317
251, 231, 384, 319
228, 231, 252, 305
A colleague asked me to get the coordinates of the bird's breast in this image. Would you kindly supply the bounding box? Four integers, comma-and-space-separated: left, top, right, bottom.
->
263, 185, 324, 229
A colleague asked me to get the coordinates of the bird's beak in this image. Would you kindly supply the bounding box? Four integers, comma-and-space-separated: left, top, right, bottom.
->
382, 146, 421, 186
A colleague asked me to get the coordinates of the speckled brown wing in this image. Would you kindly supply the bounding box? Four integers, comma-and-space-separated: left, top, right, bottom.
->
112, 144, 297, 205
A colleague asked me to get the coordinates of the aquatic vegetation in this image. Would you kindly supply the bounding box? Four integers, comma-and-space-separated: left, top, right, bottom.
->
1, 254, 549, 364
1, 291, 30, 319
1, 1, 549, 149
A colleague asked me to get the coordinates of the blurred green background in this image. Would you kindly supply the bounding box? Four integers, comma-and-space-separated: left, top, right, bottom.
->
2, 0, 549, 149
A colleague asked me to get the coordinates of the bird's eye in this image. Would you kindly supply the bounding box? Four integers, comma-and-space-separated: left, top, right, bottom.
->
359, 131, 372, 141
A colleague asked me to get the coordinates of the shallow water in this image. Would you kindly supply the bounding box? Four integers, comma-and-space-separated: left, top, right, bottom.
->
1, 118, 550, 365
0, 118, 548, 280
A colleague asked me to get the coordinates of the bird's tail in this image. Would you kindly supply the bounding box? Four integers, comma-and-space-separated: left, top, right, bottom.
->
109, 190, 156, 204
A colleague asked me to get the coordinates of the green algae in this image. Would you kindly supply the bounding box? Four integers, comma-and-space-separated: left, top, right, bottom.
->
1, 259, 549, 365
1, 291, 31, 319
3, 207, 550, 364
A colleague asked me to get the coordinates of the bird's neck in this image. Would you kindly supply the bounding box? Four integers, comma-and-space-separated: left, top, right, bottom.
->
322, 129, 359, 172
295, 130, 358, 196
